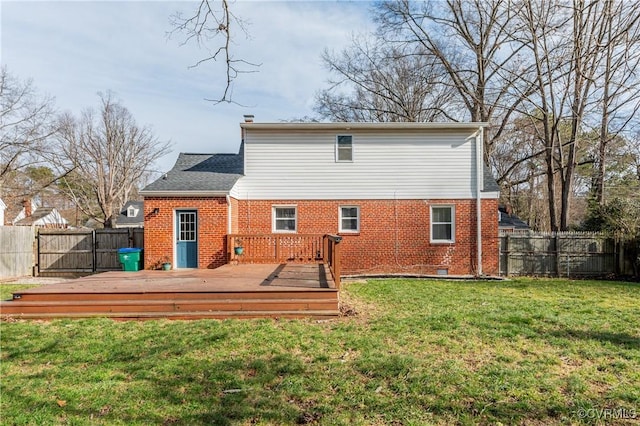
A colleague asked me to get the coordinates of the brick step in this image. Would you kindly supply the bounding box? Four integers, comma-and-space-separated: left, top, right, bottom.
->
0, 298, 338, 315
10, 290, 338, 302
1, 310, 340, 320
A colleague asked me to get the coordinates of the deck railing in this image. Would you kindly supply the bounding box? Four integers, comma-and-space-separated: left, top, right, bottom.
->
227, 234, 324, 264
323, 234, 342, 289
227, 233, 343, 288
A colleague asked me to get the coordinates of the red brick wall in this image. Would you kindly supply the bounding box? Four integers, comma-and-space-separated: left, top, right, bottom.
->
143, 197, 228, 269
143, 196, 499, 275
236, 199, 499, 276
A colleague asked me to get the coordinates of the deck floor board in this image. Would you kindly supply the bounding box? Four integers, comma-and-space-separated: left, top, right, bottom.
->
1, 264, 339, 320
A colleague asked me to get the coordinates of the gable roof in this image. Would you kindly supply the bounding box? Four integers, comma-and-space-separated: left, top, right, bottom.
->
498, 207, 530, 230
117, 201, 144, 226
140, 148, 244, 196
14, 207, 69, 226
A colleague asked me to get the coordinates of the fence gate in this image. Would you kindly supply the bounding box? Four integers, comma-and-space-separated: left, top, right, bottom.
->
38, 230, 94, 274
38, 228, 144, 275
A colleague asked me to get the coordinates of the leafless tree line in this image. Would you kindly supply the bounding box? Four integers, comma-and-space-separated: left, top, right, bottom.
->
316, 0, 640, 232
0, 69, 170, 228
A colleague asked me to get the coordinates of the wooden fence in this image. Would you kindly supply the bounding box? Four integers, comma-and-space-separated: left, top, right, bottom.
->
38, 228, 144, 275
0, 227, 35, 279
499, 231, 634, 277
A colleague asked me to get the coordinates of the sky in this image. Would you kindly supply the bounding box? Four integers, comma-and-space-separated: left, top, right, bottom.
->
1, 0, 373, 173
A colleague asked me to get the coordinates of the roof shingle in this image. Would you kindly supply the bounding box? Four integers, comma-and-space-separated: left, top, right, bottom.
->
141, 148, 244, 194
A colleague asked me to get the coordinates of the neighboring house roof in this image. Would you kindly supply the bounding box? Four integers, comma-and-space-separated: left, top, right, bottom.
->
116, 201, 144, 227
7, 200, 37, 225
14, 207, 69, 227
498, 207, 530, 230
140, 148, 244, 196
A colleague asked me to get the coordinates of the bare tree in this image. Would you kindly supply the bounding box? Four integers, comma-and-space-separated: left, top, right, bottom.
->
56, 92, 171, 228
316, 39, 458, 122
169, 0, 258, 104
0, 68, 58, 196
375, 0, 530, 157
511, 0, 640, 230
588, 0, 640, 205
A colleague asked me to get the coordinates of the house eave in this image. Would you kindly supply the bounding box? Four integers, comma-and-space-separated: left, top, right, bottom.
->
240, 122, 489, 131
140, 190, 231, 198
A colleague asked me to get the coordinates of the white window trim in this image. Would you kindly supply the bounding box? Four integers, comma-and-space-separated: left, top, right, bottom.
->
339, 205, 360, 233
335, 135, 353, 162
430, 205, 455, 244
272, 205, 298, 233
127, 206, 137, 218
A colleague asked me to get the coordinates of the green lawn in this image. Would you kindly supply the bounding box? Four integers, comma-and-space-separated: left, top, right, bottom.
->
1, 284, 41, 301
1, 278, 638, 425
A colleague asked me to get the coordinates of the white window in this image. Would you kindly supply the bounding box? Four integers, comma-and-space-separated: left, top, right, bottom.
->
127, 206, 137, 218
273, 206, 297, 233
336, 135, 353, 162
339, 206, 360, 233
431, 206, 455, 243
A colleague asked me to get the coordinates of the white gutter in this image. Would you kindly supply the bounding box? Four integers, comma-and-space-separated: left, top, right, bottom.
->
476, 127, 484, 276
139, 191, 230, 197
240, 121, 490, 131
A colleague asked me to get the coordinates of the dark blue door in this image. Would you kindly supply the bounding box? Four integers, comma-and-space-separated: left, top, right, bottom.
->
176, 210, 197, 268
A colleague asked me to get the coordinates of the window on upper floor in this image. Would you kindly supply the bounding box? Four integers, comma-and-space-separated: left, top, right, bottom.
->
273, 206, 297, 233
336, 135, 353, 162
339, 205, 360, 233
127, 206, 137, 217
431, 205, 455, 243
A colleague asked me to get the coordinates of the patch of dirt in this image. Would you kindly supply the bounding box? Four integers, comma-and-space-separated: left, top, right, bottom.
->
0, 276, 73, 285
339, 303, 358, 317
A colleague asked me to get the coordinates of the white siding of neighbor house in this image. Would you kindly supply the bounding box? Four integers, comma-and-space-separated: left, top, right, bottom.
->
231, 129, 486, 200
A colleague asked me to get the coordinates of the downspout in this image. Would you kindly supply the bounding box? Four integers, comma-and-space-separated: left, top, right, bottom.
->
476, 127, 484, 277
226, 194, 232, 235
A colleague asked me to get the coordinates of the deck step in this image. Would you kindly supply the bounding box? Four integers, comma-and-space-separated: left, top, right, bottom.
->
1, 310, 340, 320
10, 290, 338, 302
0, 298, 338, 314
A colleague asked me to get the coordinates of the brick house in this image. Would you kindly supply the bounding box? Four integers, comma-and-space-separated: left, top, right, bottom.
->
140, 119, 500, 276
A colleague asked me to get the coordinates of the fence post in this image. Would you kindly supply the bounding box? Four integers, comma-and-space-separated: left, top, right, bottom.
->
275, 235, 280, 262
554, 233, 560, 277
505, 234, 510, 277
36, 229, 41, 276
92, 230, 97, 273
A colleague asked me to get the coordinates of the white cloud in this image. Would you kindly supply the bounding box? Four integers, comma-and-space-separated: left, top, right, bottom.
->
1, 1, 373, 172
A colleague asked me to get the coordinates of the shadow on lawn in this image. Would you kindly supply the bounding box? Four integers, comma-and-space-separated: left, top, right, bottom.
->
545, 329, 640, 349
3, 352, 320, 425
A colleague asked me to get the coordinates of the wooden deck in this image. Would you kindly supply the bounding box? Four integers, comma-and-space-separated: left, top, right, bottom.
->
0, 264, 339, 320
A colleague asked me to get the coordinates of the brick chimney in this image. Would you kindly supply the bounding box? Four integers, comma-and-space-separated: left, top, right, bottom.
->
241, 115, 254, 142
22, 199, 32, 217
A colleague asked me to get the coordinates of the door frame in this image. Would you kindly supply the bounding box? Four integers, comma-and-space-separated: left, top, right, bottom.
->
175, 209, 198, 269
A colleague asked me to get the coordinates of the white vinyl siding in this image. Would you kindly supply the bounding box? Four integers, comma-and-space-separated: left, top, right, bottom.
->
339, 206, 360, 233
231, 129, 481, 200
431, 205, 455, 243
272, 206, 297, 233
